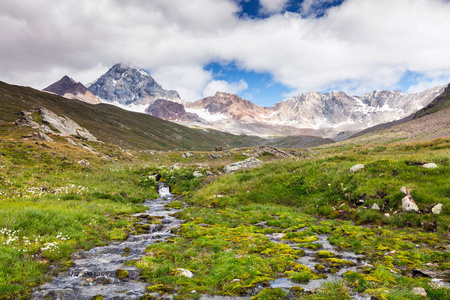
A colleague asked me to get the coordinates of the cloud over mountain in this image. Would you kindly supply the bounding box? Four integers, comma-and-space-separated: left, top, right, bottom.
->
1, 0, 450, 102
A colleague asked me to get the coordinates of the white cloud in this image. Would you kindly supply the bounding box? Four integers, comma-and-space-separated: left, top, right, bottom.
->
300, 0, 339, 17
0, 0, 450, 102
259, 0, 290, 14
202, 79, 248, 97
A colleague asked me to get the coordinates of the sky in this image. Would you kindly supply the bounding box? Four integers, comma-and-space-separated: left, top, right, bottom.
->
1, 0, 450, 106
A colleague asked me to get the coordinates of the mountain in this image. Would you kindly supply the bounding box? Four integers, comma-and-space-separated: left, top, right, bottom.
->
87, 63, 181, 107
43, 75, 101, 104
0, 81, 270, 150
270, 86, 444, 134
146, 99, 202, 123
177, 87, 444, 138
414, 83, 450, 119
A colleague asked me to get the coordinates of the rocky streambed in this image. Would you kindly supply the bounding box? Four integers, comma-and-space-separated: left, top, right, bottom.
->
32, 183, 184, 300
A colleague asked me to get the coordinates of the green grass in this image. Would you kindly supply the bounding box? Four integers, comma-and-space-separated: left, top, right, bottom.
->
133, 138, 450, 299
0, 116, 449, 299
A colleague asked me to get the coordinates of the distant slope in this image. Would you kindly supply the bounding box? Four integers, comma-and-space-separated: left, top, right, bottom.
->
414, 83, 450, 119
0, 81, 262, 150
265, 135, 335, 148
338, 107, 450, 146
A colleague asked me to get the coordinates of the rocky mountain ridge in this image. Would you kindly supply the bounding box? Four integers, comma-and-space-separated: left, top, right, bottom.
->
87, 63, 181, 107
44, 76, 101, 105
43, 63, 446, 139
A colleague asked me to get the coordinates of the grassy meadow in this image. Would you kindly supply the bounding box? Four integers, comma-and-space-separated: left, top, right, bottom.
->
0, 122, 449, 299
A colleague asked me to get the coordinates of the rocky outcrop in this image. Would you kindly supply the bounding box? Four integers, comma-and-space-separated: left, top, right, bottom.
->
146, 99, 201, 123
44, 76, 101, 104
256, 146, 292, 157
223, 157, 263, 173
16, 107, 98, 142
39, 107, 97, 141
88, 63, 181, 106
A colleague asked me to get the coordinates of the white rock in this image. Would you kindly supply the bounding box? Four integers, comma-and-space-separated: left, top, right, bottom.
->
223, 157, 263, 173
423, 163, 438, 169
193, 170, 203, 178
371, 203, 380, 210
402, 195, 419, 212
350, 164, 365, 173
432, 203, 443, 214
175, 268, 194, 278
400, 186, 410, 195
412, 287, 427, 297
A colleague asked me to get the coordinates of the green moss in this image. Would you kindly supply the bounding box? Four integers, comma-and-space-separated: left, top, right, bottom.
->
165, 201, 184, 210
317, 250, 335, 258
116, 269, 129, 279
251, 288, 286, 300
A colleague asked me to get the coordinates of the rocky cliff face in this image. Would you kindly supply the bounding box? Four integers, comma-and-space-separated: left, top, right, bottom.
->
87, 63, 181, 106
43, 76, 101, 104
146, 99, 202, 123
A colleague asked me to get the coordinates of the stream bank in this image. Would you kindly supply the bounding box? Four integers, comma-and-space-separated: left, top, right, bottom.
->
32, 183, 183, 300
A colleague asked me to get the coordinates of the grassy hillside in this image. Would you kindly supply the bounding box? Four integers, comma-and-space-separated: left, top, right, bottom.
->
414, 84, 450, 119
0, 81, 265, 151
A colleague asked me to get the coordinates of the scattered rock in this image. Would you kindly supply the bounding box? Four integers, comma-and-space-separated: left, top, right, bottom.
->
174, 268, 194, 278
182, 152, 193, 158
412, 287, 427, 297
223, 157, 263, 173
205, 171, 213, 176
193, 170, 203, 178
350, 164, 365, 173
78, 143, 98, 153
169, 163, 181, 170
402, 195, 419, 212
267, 233, 284, 241
256, 146, 292, 157
67, 138, 77, 145
431, 203, 443, 214
38, 132, 54, 143
371, 203, 380, 210
400, 186, 411, 195
423, 163, 438, 169
77, 160, 90, 167
208, 153, 222, 159
412, 269, 433, 278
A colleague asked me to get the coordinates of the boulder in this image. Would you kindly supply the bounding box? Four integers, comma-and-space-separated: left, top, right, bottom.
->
402, 195, 419, 212
431, 203, 443, 214
223, 157, 263, 173
193, 170, 203, 178
371, 203, 380, 210
67, 138, 77, 145
350, 164, 365, 173
412, 269, 433, 278
423, 163, 438, 169
182, 152, 193, 158
175, 268, 194, 278
412, 287, 427, 297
